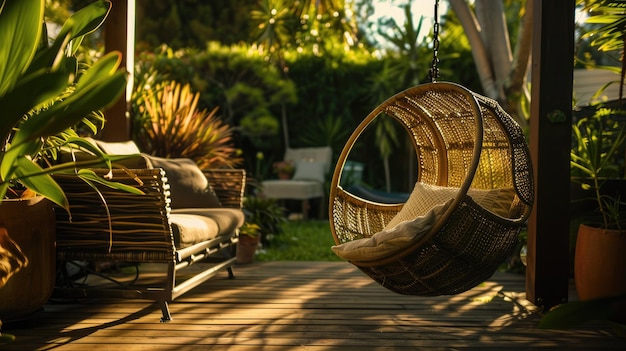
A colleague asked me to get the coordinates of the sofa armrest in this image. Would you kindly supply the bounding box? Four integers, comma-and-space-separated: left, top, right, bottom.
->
202, 169, 246, 209
53, 168, 175, 262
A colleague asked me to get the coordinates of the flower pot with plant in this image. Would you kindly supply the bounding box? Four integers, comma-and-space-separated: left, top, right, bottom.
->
236, 222, 262, 264
0, 0, 133, 324
571, 112, 626, 302
236, 196, 286, 264
570, 0, 626, 305
273, 160, 295, 180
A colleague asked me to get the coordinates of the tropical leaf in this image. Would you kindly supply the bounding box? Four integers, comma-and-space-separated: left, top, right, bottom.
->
539, 294, 626, 330
77, 169, 145, 195
12, 157, 68, 210
13, 62, 126, 145
0, 69, 70, 144
0, 0, 133, 207
0, 0, 42, 97
29, 0, 110, 72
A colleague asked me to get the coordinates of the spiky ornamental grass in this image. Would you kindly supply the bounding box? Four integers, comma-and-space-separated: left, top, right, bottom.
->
135, 81, 242, 169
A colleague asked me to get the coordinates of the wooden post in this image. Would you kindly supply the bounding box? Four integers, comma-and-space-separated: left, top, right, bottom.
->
101, 0, 134, 141
526, 0, 575, 310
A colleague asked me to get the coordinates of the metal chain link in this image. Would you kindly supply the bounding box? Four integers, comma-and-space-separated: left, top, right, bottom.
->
428, 0, 440, 82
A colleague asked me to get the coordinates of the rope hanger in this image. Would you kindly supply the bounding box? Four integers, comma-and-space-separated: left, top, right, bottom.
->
428, 0, 440, 83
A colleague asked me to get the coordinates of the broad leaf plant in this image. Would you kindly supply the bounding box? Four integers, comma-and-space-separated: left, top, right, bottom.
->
0, 0, 142, 211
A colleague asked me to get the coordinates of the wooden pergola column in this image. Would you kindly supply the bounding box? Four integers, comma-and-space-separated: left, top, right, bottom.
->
526, 0, 575, 310
101, 0, 135, 141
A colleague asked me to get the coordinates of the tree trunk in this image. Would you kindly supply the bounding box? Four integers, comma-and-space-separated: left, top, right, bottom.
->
449, 0, 499, 99
449, 0, 533, 127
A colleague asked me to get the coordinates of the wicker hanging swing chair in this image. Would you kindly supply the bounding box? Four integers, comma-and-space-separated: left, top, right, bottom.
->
328, 80, 534, 296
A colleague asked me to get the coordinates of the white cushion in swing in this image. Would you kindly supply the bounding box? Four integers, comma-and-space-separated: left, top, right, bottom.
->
331, 200, 453, 262
384, 182, 517, 230
331, 182, 516, 262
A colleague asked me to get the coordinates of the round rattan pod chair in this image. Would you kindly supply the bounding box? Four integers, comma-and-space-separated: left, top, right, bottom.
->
329, 82, 534, 296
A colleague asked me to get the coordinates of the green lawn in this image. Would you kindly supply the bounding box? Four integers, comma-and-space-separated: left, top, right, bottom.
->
254, 219, 526, 276
255, 220, 342, 261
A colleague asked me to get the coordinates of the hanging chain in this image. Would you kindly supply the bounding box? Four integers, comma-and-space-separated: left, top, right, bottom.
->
428, 0, 440, 82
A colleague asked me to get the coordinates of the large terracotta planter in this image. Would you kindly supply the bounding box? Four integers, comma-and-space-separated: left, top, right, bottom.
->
574, 224, 626, 301
236, 235, 260, 264
0, 196, 56, 322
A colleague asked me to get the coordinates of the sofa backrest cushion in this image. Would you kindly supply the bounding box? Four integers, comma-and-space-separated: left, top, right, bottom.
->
79, 138, 150, 168
284, 146, 333, 173
144, 155, 222, 209
90, 138, 141, 155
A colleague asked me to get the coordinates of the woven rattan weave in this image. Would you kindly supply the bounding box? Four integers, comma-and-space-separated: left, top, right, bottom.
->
329, 82, 534, 296
53, 167, 246, 321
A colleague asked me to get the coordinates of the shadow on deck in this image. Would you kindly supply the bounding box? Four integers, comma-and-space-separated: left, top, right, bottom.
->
1, 261, 623, 350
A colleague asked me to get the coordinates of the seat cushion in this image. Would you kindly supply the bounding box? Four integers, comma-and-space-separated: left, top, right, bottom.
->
262, 179, 323, 200
170, 208, 244, 248
331, 200, 452, 262
384, 182, 516, 230
144, 155, 222, 209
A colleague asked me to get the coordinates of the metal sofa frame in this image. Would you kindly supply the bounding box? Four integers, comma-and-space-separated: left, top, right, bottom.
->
53, 168, 246, 322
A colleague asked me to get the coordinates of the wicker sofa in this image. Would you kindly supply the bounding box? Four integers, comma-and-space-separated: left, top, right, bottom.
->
52, 140, 245, 322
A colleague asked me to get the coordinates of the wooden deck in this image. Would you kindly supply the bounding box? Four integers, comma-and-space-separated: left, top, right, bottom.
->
1, 261, 624, 350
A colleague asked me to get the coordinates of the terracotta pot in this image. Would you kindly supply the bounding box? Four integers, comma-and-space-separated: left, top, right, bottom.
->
278, 172, 292, 180
574, 224, 626, 301
0, 196, 56, 322
236, 234, 260, 264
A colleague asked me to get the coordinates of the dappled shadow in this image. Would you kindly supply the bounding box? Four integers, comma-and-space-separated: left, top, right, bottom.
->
2, 262, 623, 350
2, 299, 160, 350
160, 262, 621, 350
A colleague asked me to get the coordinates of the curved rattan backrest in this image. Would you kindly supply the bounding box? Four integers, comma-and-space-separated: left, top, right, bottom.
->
328, 82, 534, 295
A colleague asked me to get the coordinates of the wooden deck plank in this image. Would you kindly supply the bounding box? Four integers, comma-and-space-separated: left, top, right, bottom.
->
1, 261, 624, 350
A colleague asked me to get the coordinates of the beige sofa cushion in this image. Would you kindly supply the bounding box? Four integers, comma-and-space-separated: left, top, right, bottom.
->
170, 208, 244, 248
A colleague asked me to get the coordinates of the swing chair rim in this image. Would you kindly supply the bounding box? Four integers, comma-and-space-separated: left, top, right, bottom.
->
328, 81, 485, 254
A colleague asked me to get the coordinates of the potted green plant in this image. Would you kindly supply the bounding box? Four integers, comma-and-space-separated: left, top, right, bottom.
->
273, 160, 295, 179
236, 196, 286, 264
571, 112, 626, 302
236, 222, 262, 264
0, 0, 130, 209
0, 0, 136, 324
569, 0, 626, 306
